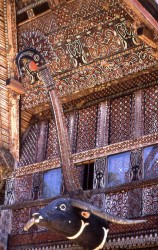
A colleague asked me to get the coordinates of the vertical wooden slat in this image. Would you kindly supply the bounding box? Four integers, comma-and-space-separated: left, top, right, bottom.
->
96, 100, 110, 148
9, 92, 20, 161
0, 0, 16, 150
133, 90, 144, 138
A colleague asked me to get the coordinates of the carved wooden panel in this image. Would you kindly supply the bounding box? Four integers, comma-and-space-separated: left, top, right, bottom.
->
109, 95, 134, 144
93, 157, 107, 189
88, 193, 105, 209
76, 105, 98, 153
12, 208, 30, 234
18, 124, 40, 167
32, 172, 43, 200
105, 192, 129, 218
129, 148, 143, 181
144, 85, 158, 135
142, 185, 158, 216
5, 178, 15, 205
15, 175, 33, 202
128, 188, 142, 218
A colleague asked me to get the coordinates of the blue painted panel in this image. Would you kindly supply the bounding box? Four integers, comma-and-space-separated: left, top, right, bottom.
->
108, 152, 130, 186
42, 168, 62, 198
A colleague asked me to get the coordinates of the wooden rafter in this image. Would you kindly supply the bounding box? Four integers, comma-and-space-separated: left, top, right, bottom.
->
120, 0, 158, 31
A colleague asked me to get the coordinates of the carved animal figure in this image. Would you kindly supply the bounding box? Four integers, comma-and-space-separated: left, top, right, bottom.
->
24, 198, 146, 250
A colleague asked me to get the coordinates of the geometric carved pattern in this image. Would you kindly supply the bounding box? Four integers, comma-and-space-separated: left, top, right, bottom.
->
144, 85, 158, 135
12, 208, 30, 234
105, 192, 129, 218
18, 124, 40, 167
19, 30, 56, 63
109, 95, 133, 144
46, 118, 60, 160
128, 188, 142, 218
15, 175, 33, 202
88, 193, 105, 209
142, 185, 158, 216
76, 105, 97, 153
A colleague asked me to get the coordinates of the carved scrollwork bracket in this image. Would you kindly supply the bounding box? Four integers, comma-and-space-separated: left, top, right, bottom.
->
0, 148, 14, 189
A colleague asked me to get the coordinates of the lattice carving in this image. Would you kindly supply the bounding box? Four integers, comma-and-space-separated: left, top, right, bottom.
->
105, 192, 129, 218
128, 188, 142, 218
62, 70, 158, 111
88, 193, 105, 209
109, 95, 134, 144
46, 118, 60, 160
18, 124, 40, 167
93, 157, 107, 189
76, 164, 85, 187
142, 185, 158, 215
76, 105, 97, 153
15, 175, 33, 202
144, 85, 158, 135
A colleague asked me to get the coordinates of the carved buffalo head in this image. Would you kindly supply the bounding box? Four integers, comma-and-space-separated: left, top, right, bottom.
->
24, 198, 146, 250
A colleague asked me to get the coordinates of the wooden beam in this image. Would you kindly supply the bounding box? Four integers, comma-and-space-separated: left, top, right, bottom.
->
120, 0, 158, 31
137, 27, 158, 48
6, 78, 26, 94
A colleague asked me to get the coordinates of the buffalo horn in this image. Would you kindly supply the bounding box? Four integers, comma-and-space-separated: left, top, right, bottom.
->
71, 199, 146, 225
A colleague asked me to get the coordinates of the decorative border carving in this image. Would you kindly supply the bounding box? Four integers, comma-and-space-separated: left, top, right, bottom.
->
8, 133, 158, 178
8, 228, 158, 250
2, 178, 158, 210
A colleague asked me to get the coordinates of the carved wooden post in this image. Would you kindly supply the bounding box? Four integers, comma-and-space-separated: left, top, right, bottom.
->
9, 92, 20, 161
38, 67, 82, 192
16, 48, 82, 193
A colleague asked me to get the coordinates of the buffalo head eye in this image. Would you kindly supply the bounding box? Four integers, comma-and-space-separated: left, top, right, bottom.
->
59, 204, 67, 211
